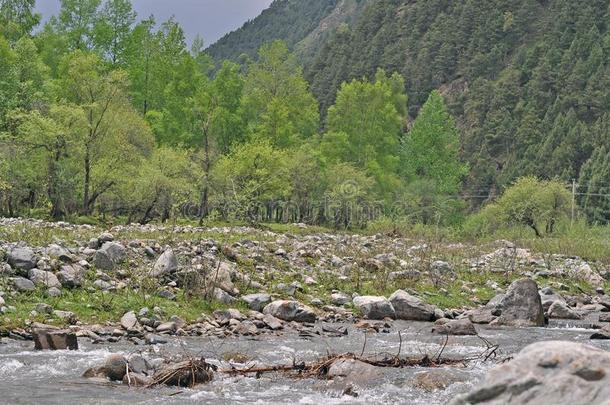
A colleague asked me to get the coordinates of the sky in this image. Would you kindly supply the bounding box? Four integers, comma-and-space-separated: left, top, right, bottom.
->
35, 0, 274, 46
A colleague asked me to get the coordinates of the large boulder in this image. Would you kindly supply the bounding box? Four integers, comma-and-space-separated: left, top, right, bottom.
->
28, 269, 61, 289
150, 249, 178, 277
389, 290, 435, 321
104, 354, 128, 381
8, 247, 37, 274
353, 296, 395, 320
450, 341, 610, 405
262, 300, 316, 323
93, 242, 126, 271
33, 329, 78, 350
492, 278, 545, 327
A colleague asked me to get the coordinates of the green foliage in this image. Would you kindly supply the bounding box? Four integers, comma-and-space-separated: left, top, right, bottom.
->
0, 0, 40, 42
469, 177, 572, 237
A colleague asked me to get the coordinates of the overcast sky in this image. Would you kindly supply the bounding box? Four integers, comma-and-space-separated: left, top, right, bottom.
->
35, 0, 274, 46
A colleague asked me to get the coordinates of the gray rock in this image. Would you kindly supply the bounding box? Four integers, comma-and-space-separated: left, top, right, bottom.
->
547, 301, 581, 320
157, 289, 176, 300
128, 355, 150, 375
93, 242, 126, 271
539, 288, 566, 312
206, 261, 238, 295
28, 269, 61, 289
353, 296, 395, 320
104, 354, 128, 381
35, 303, 53, 314
327, 358, 383, 387
12, 277, 35, 292
156, 322, 176, 333
468, 308, 495, 324
263, 300, 316, 323
493, 278, 545, 327
212, 287, 236, 304
450, 341, 610, 405
389, 290, 435, 321
46, 244, 71, 261
98, 233, 114, 243
93, 279, 112, 290
150, 249, 178, 277
242, 293, 272, 312
262, 314, 283, 330
53, 310, 76, 323
8, 247, 37, 273
331, 292, 351, 306
57, 264, 85, 288
47, 286, 62, 297
33, 329, 78, 350
121, 311, 138, 330
432, 318, 477, 336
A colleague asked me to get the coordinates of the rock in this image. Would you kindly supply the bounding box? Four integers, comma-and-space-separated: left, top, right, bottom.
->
242, 293, 272, 312
46, 244, 71, 261
468, 308, 495, 324
93, 242, 126, 271
353, 296, 395, 320
53, 310, 76, 323
547, 301, 581, 320
599, 313, 610, 322
57, 264, 85, 288
432, 318, 477, 335
28, 269, 61, 289
275, 283, 297, 296
331, 292, 351, 306
206, 261, 238, 295
262, 300, 316, 323
93, 279, 112, 290
12, 277, 35, 292
121, 311, 138, 330
262, 314, 283, 330
413, 369, 468, 391
35, 303, 53, 314
127, 355, 150, 374
33, 329, 78, 350
150, 249, 178, 277
98, 232, 114, 243
492, 278, 545, 327
0, 295, 4, 307
104, 354, 128, 381
389, 290, 435, 321
327, 359, 383, 387
539, 288, 566, 312
211, 287, 236, 304
156, 322, 176, 333
233, 320, 258, 335
7, 247, 37, 273
123, 372, 152, 387
157, 289, 176, 300
47, 286, 62, 297
450, 341, 610, 405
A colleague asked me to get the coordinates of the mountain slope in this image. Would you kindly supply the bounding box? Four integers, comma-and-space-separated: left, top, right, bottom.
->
304, 0, 609, 203
206, 0, 370, 63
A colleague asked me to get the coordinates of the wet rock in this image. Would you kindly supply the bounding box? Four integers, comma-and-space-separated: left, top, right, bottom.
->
450, 341, 610, 405
150, 249, 178, 277
263, 300, 316, 323
33, 329, 78, 350
93, 242, 126, 271
328, 359, 383, 387
123, 372, 152, 386
412, 369, 469, 391
389, 290, 435, 321
8, 247, 37, 273
432, 318, 477, 336
127, 355, 150, 374
12, 277, 35, 292
492, 278, 545, 327
352, 296, 395, 320
28, 269, 61, 289
242, 293, 272, 312
104, 354, 128, 381
151, 359, 214, 387
547, 301, 581, 320
121, 311, 138, 330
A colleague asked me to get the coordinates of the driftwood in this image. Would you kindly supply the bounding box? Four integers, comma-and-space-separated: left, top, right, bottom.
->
147, 359, 216, 388
221, 333, 499, 379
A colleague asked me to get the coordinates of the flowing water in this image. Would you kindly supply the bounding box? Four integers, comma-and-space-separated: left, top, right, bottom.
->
1, 319, 609, 405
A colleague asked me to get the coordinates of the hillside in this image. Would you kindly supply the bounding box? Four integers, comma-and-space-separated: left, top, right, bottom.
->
206, 0, 370, 63
306, 0, 609, 208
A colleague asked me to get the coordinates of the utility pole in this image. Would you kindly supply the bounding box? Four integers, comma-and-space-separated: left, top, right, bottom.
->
571, 179, 576, 227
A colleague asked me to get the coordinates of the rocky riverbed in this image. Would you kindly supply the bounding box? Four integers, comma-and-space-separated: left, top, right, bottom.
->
1, 218, 610, 404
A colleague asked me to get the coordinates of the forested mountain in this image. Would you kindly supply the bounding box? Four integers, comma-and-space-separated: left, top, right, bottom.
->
210, 0, 610, 216
206, 0, 370, 63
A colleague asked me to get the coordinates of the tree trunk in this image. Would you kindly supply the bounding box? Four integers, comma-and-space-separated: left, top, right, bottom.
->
83, 146, 91, 215
199, 124, 211, 225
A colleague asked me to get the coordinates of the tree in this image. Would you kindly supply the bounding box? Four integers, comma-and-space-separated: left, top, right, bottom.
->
242, 40, 319, 148
402, 90, 467, 194
0, 0, 40, 42
93, 0, 136, 65
56, 51, 153, 215
55, 0, 102, 50
325, 69, 407, 197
